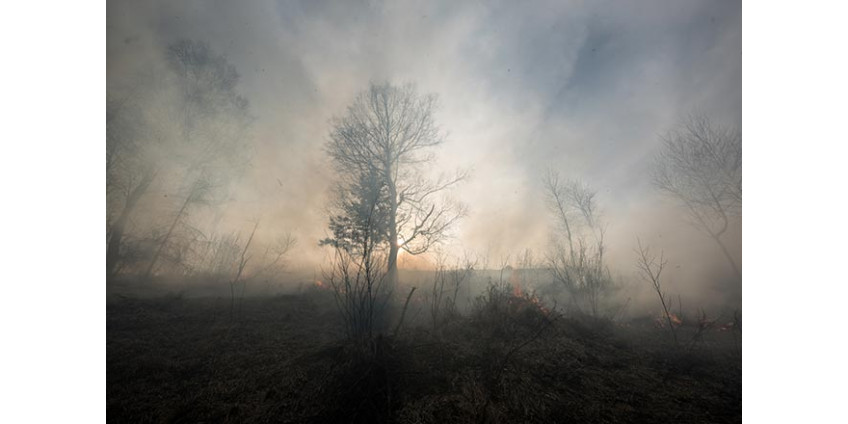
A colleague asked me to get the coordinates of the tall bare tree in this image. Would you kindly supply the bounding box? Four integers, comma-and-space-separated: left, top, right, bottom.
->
652, 115, 742, 279
107, 92, 157, 278
543, 170, 611, 316
141, 40, 253, 279
324, 82, 466, 287
106, 40, 253, 280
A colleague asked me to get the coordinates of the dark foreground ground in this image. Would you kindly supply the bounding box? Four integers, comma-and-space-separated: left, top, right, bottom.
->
108, 288, 741, 423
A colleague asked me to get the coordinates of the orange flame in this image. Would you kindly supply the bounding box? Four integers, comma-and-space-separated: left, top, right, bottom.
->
655, 311, 682, 328
669, 313, 682, 326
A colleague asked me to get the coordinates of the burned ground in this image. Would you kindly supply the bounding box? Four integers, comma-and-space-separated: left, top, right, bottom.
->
107, 287, 740, 423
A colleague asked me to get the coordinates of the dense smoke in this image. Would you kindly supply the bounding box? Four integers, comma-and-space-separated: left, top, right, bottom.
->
107, 0, 741, 311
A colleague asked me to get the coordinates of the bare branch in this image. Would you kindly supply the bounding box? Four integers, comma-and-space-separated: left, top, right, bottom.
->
652, 114, 741, 278
634, 238, 677, 344
324, 82, 467, 287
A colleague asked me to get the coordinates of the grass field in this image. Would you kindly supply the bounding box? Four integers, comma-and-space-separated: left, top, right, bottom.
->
107, 287, 741, 423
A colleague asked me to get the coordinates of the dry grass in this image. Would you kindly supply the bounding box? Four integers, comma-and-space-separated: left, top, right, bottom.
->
108, 288, 740, 423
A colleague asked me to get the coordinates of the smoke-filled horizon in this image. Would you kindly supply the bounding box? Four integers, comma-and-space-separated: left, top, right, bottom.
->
107, 0, 741, 308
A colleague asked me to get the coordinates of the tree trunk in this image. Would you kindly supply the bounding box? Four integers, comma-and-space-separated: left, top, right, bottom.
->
107, 172, 154, 280
387, 242, 399, 289
387, 184, 399, 291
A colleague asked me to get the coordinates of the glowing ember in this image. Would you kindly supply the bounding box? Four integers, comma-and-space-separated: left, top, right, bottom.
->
655, 311, 682, 328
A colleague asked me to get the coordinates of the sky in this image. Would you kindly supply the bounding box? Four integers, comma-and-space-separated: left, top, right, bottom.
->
107, 0, 741, 307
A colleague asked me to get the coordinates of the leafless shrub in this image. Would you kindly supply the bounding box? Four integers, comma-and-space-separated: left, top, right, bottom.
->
686, 309, 718, 350
324, 195, 390, 341
191, 232, 242, 279
429, 254, 476, 329
635, 238, 678, 345
251, 233, 297, 280
228, 222, 258, 319
326, 245, 388, 341
471, 280, 553, 339
543, 170, 613, 317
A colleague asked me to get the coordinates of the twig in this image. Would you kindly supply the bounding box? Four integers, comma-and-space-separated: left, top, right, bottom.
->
393, 287, 417, 337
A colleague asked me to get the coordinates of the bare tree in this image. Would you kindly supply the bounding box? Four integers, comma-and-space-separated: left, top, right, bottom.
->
653, 115, 742, 279
108, 40, 253, 281
325, 82, 466, 289
634, 238, 677, 345
543, 170, 611, 316
142, 40, 253, 280
106, 89, 161, 278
